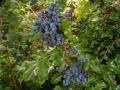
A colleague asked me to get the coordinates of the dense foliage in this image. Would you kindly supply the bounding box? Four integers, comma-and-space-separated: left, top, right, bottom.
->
0, 0, 120, 90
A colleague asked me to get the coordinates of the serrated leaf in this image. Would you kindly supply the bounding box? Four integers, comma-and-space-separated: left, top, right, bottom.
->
19, 59, 50, 86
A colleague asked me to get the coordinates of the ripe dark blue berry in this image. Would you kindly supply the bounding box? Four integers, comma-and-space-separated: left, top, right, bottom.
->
32, 2, 64, 46
63, 64, 87, 86
77, 57, 87, 62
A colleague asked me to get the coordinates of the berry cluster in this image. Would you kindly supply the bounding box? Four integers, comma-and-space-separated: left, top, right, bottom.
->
32, 3, 87, 87
63, 64, 87, 86
66, 47, 78, 56
32, 3, 64, 46
55, 64, 87, 87
65, 45, 87, 62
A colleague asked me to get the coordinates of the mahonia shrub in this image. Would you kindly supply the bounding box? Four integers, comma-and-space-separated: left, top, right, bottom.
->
0, 0, 120, 90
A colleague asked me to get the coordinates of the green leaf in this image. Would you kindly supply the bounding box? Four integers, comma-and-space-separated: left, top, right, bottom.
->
116, 85, 120, 90
53, 86, 66, 90
50, 74, 62, 84
6, 32, 21, 41
22, 61, 37, 81
61, 20, 72, 31
37, 60, 50, 85
101, 31, 112, 38
90, 81, 106, 90
51, 48, 64, 66
115, 54, 120, 61
18, 59, 50, 86
0, 45, 6, 50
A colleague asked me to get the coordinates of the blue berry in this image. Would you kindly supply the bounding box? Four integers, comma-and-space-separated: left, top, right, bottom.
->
63, 64, 87, 86
38, 11, 43, 18
32, 2, 64, 46
77, 57, 87, 62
